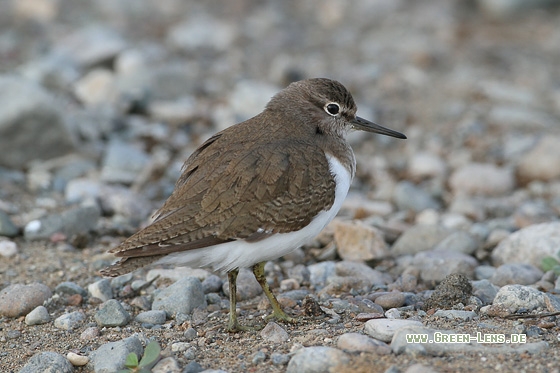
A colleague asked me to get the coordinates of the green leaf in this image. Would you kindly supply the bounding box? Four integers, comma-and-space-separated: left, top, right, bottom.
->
138, 341, 161, 367
541, 256, 560, 272
124, 352, 139, 368
553, 264, 560, 277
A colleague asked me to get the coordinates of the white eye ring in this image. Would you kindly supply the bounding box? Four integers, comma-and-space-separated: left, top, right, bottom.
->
324, 102, 340, 116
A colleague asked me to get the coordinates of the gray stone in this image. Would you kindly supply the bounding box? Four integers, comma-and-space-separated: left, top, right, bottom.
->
25, 305, 51, 325
201, 275, 223, 294
54, 311, 85, 330
95, 299, 131, 327
433, 310, 477, 321
335, 261, 389, 286
364, 318, 423, 342
474, 265, 496, 280
391, 225, 453, 256
0, 75, 75, 169
493, 284, 546, 312
414, 250, 478, 284
287, 264, 310, 285
449, 163, 515, 196
0, 283, 52, 317
286, 346, 350, 373
271, 352, 290, 365
152, 356, 181, 373
0, 211, 18, 237
89, 336, 143, 373
434, 231, 479, 255
492, 222, 560, 268
135, 310, 167, 325
55, 282, 88, 297
24, 205, 101, 240
19, 351, 73, 373
394, 181, 441, 212
337, 332, 391, 354
490, 263, 543, 286
333, 220, 389, 261
308, 261, 336, 289
88, 279, 113, 302
98, 185, 152, 221
472, 279, 500, 305
100, 139, 150, 184
375, 292, 406, 309
0, 239, 18, 258
252, 351, 267, 365
153, 276, 207, 317
260, 322, 289, 343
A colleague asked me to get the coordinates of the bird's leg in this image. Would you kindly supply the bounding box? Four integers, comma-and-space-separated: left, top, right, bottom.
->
252, 261, 297, 323
226, 268, 256, 332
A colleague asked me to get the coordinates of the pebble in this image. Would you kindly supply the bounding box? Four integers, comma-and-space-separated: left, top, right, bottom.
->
433, 231, 479, 255
67, 352, 89, 366
375, 292, 406, 309
19, 352, 73, 373
391, 224, 453, 256
413, 250, 478, 284
152, 276, 207, 317
0, 211, 19, 237
433, 310, 477, 321
407, 151, 447, 179
80, 326, 99, 340
492, 284, 546, 312
95, 299, 131, 327
74, 68, 116, 106
167, 15, 236, 53
517, 136, 560, 182
492, 222, 560, 267
333, 220, 389, 261
201, 275, 223, 294
394, 181, 441, 212
0, 282, 52, 317
490, 263, 543, 286
0, 75, 74, 169
286, 346, 350, 373
364, 319, 423, 343
135, 310, 167, 325
88, 278, 113, 302
308, 261, 336, 289
25, 305, 51, 325
260, 322, 289, 343
55, 281, 88, 297
89, 336, 143, 373
471, 279, 499, 305
287, 264, 310, 285
54, 311, 85, 330
100, 139, 151, 184
337, 332, 391, 354
23, 205, 101, 240
183, 361, 204, 373
449, 163, 515, 196
335, 261, 389, 286
152, 356, 181, 373
271, 352, 291, 366
0, 239, 18, 257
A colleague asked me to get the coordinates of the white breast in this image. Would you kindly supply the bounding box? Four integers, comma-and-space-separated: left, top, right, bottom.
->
156, 153, 353, 273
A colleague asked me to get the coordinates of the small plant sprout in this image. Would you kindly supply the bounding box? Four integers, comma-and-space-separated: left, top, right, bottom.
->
118, 340, 161, 373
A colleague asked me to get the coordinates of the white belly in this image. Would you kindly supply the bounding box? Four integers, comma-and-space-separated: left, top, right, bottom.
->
155, 154, 352, 272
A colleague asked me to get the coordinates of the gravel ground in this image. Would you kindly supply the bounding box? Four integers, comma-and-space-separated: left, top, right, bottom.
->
2, 0, 560, 372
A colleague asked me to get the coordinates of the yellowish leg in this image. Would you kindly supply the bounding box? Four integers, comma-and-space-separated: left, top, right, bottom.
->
226, 269, 257, 332
252, 261, 297, 323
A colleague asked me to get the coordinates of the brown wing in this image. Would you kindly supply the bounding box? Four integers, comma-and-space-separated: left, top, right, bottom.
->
107, 128, 336, 260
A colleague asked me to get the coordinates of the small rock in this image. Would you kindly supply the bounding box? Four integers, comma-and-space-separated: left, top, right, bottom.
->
471, 279, 500, 305
167, 15, 236, 53
54, 311, 85, 330
271, 352, 290, 366
24, 205, 101, 240
424, 273, 472, 310
80, 326, 99, 340
333, 220, 389, 261
492, 284, 546, 312
433, 310, 477, 321
449, 163, 515, 196
0, 211, 18, 237
201, 275, 223, 294
434, 231, 479, 255
67, 352, 89, 366
95, 299, 131, 327
19, 352, 73, 373
135, 310, 167, 325
25, 305, 51, 325
490, 263, 543, 286
74, 68, 117, 106
364, 319, 423, 342
88, 279, 113, 302
0, 239, 18, 258
0, 282, 52, 317
286, 346, 349, 373
252, 351, 267, 365
153, 276, 207, 317
308, 261, 336, 289
89, 336, 143, 373
492, 222, 560, 268
414, 250, 478, 284
152, 356, 181, 373
394, 181, 441, 212
55, 282, 88, 297
391, 224, 453, 256
183, 361, 204, 372
100, 139, 151, 185
517, 136, 560, 182
408, 152, 447, 179
335, 261, 389, 286
374, 292, 406, 309
337, 332, 391, 354
260, 322, 289, 343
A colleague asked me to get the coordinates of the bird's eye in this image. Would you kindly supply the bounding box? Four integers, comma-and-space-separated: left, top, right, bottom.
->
325, 103, 340, 116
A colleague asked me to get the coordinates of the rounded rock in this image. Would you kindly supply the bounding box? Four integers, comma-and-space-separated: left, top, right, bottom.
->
25, 305, 51, 325
19, 352, 73, 373
95, 299, 131, 327
135, 310, 167, 325
287, 346, 349, 373
0, 283, 52, 317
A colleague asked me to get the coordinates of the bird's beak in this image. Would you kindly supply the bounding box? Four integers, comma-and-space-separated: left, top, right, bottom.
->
351, 116, 407, 139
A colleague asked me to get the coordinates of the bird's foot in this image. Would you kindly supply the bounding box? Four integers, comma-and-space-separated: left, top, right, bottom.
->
265, 308, 298, 324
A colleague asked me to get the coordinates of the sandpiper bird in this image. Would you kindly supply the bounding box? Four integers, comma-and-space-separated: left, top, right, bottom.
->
101, 78, 406, 332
